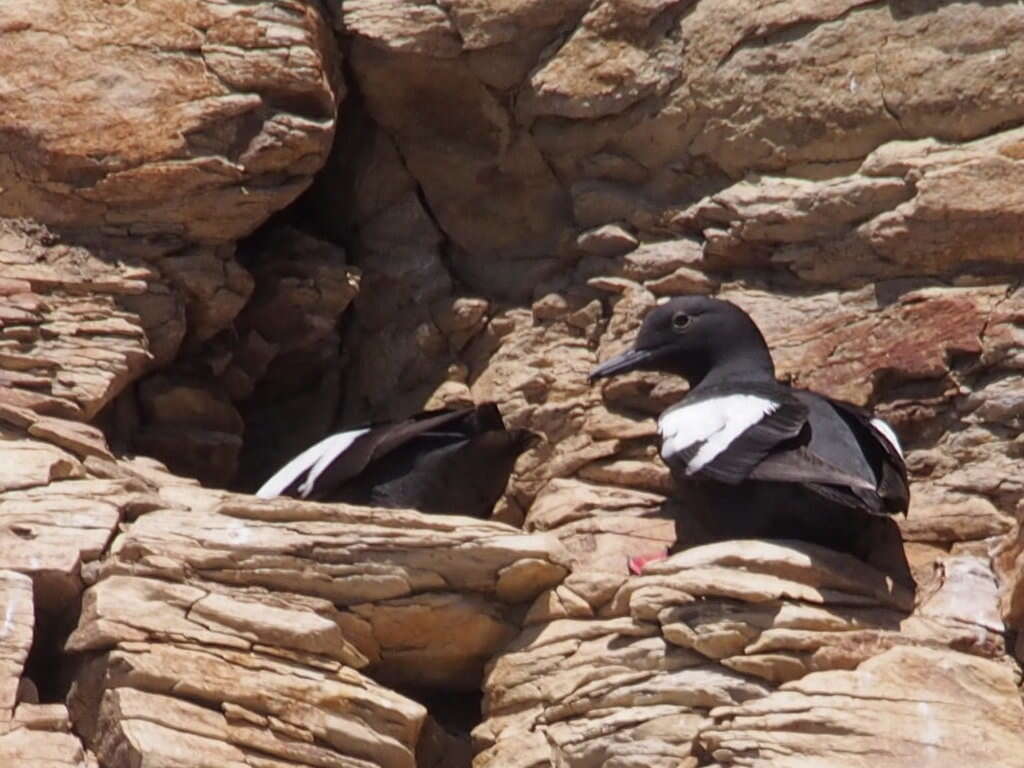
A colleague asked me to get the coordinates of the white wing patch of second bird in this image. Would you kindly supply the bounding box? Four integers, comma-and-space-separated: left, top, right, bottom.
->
658, 395, 779, 474
256, 428, 370, 498
869, 417, 904, 458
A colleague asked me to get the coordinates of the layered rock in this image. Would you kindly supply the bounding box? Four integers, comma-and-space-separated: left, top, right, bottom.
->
63, 482, 568, 766
0, 570, 98, 768
0, 220, 167, 420
131, 225, 362, 489
234, 226, 361, 489
0, 0, 341, 244
335, 0, 1024, 295
0, 216, 570, 766
476, 540, 1023, 767
330, 0, 1024, 641
4, 0, 1024, 766
1, 402, 570, 767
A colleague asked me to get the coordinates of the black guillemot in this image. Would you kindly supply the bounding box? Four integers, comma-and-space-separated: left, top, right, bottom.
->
590, 295, 909, 576
256, 403, 538, 518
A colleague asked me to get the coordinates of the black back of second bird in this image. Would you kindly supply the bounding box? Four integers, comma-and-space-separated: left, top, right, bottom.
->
334, 427, 534, 517
303, 405, 536, 518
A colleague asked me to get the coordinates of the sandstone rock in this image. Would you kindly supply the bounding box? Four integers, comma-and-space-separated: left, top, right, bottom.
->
0, 0, 341, 243
680, 128, 1024, 283
229, 225, 360, 485
5, 1, 1024, 766
237, 227, 360, 365
0, 570, 97, 767
72, 483, 570, 685
0, 475, 127, 613
346, 30, 574, 297
575, 224, 639, 258
0, 220, 163, 420
0, 728, 97, 768
0, 571, 34, 718
69, 647, 424, 768
478, 540, 1021, 767
703, 646, 1024, 767
0, 432, 84, 495
159, 246, 254, 343
134, 376, 245, 488
50, 479, 568, 767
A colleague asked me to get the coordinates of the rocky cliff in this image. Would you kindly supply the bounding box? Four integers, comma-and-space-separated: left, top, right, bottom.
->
2, 0, 1024, 766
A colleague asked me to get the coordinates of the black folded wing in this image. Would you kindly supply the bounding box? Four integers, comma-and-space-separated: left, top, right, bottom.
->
257, 407, 480, 500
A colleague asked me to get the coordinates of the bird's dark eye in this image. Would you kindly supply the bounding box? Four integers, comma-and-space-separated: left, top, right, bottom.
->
671, 312, 691, 332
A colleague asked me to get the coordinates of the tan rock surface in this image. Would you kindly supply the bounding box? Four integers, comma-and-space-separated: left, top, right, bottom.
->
5, 0, 1024, 765
0, 220, 164, 420
0, 570, 99, 767
477, 540, 1023, 767
71, 483, 570, 683
2, 418, 570, 766
0, 572, 34, 719
0, 0, 341, 244
59, 485, 569, 766
703, 645, 1024, 767
0, 215, 567, 766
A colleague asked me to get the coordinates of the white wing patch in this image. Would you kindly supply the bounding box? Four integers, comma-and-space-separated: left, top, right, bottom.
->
659, 395, 779, 474
256, 428, 370, 499
870, 417, 904, 459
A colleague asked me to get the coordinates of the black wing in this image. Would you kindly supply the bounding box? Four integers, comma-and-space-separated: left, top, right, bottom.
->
257, 406, 480, 500
825, 398, 909, 515
747, 393, 909, 517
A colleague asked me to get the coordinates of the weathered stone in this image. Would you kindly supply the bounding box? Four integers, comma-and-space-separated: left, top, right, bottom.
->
576, 224, 639, 258
0, 0, 341, 243
0, 571, 33, 718
4, 2, 1024, 766
481, 540, 1018, 766
702, 646, 1024, 767
0, 221, 161, 420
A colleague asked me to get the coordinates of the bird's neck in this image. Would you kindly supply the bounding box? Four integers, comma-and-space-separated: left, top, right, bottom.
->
683, 346, 777, 392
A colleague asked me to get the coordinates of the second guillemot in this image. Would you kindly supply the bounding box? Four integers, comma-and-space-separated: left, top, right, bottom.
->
257, 403, 538, 518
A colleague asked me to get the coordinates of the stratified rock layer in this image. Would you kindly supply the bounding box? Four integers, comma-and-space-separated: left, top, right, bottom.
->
64, 482, 568, 767
5, 0, 1024, 766
0, 0, 340, 244
476, 541, 1023, 767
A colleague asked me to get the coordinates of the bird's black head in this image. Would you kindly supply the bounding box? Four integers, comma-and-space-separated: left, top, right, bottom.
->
589, 295, 775, 386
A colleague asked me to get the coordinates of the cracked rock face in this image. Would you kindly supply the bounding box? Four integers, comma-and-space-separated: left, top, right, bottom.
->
0, 0, 341, 244
0, 213, 570, 763
477, 541, 1024, 767
4, 0, 1024, 766
62, 484, 568, 767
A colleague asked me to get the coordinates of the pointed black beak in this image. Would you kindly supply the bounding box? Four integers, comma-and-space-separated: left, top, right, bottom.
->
589, 347, 656, 382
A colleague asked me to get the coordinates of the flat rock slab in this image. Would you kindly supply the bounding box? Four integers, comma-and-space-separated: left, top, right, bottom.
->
80, 485, 570, 688
0, 473, 128, 614
0, 571, 34, 718
476, 539, 1024, 767
0, 727, 97, 768
63, 483, 571, 765
69, 644, 425, 768
703, 645, 1024, 767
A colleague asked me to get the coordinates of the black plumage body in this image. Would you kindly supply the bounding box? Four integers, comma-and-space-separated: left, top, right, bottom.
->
256, 404, 537, 518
